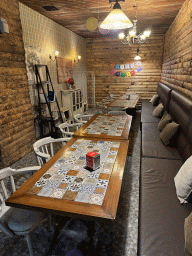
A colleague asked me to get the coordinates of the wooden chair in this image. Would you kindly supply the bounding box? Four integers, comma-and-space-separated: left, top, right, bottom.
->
0, 166, 49, 256
108, 110, 127, 115
33, 136, 71, 166
58, 123, 82, 138
73, 114, 93, 124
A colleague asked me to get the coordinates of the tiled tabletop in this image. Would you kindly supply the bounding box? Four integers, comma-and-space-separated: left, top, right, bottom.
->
6, 138, 129, 220
27, 139, 121, 206
120, 94, 139, 100
73, 114, 132, 141
108, 94, 140, 108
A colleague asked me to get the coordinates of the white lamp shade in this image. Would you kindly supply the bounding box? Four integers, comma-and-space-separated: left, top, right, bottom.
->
100, 9, 133, 30
118, 32, 125, 39
140, 34, 146, 40
144, 30, 151, 37
129, 30, 136, 37
134, 55, 141, 60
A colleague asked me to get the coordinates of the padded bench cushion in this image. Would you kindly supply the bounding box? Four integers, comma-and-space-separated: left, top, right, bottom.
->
142, 122, 182, 160
138, 158, 192, 256
141, 100, 160, 123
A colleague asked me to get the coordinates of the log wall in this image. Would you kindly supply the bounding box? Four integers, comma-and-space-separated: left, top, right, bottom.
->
0, 0, 35, 166
161, 0, 192, 98
86, 35, 164, 104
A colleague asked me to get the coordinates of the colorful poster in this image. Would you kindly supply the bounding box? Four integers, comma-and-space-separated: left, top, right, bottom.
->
110, 62, 142, 76
56, 57, 73, 84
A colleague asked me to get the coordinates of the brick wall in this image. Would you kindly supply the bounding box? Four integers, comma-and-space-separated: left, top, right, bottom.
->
161, 0, 192, 98
0, 0, 35, 166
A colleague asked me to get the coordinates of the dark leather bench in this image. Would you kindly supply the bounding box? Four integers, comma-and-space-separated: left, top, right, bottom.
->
141, 100, 159, 123
169, 90, 192, 161
138, 82, 192, 256
138, 158, 192, 256
142, 122, 181, 160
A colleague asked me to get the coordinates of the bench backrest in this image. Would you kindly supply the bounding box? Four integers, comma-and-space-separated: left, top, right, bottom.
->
169, 90, 192, 161
157, 82, 172, 111
157, 82, 192, 161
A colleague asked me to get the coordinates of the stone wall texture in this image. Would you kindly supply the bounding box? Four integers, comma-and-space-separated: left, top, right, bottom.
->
0, 0, 35, 166
161, 0, 192, 98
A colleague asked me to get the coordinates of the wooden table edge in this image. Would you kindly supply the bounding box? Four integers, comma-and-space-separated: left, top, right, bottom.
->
73, 114, 132, 141
108, 94, 140, 108
6, 138, 129, 221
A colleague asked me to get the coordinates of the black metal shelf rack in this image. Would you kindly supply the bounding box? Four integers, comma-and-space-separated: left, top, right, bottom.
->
34, 64, 63, 138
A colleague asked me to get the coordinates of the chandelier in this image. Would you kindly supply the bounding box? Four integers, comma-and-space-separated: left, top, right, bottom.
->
118, 5, 151, 45
100, 0, 133, 30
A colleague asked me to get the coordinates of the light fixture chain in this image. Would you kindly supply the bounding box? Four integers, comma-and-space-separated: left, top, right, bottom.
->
98, 0, 100, 21
133, 0, 138, 20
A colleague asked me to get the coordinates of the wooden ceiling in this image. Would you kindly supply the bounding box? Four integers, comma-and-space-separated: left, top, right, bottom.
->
19, 0, 185, 38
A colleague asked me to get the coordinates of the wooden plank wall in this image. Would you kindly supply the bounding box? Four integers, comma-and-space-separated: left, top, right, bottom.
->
0, 0, 35, 167
161, 0, 192, 98
86, 35, 164, 104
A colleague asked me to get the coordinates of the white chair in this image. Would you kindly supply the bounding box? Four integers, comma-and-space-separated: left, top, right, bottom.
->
108, 110, 127, 116
58, 122, 82, 138
0, 166, 49, 256
73, 114, 93, 124
33, 136, 71, 166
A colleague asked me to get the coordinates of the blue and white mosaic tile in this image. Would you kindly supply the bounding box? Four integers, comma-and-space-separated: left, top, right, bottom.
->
83, 116, 127, 136
28, 139, 120, 205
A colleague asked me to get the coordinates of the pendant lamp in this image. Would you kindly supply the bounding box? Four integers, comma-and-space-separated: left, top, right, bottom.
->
134, 48, 141, 60
100, 0, 133, 30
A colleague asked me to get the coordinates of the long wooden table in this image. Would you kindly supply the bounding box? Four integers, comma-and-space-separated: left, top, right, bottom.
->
6, 137, 129, 221
108, 94, 140, 109
73, 114, 132, 141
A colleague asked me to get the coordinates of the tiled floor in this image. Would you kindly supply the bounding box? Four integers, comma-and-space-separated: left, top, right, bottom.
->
0, 111, 141, 256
